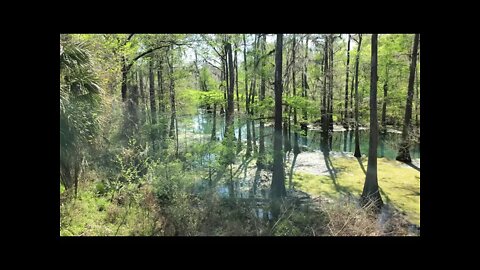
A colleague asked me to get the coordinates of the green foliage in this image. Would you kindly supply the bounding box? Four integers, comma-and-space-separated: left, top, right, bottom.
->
60, 35, 101, 190
198, 90, 225, 107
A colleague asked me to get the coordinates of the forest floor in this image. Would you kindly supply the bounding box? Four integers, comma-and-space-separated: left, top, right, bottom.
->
285, 151, 420, 227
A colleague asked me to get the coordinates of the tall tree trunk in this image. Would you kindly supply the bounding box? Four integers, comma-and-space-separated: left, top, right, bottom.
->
157, 59, 165, 113
168, 48, 177, 155
349, 70, 354, 126
292, 34, 300, 155
129, 73, 139, 133
328, 34, 334, 132
149, 59, 157, 126
343, 34, 351, 128
271, 34, 286, 199
361, 34, 383, 208
396, 34, 420, 163
302, 35, 309, 123
381, 66, 389, 133
250, 36, 258, 154
148, 59, 157, 150
353, 34, 363, 157
258, 34, 266, 168
415, 58, 420, 127
139, 69, 144, 109
225, 41, 235, 130
221, 39, 236, 166
243, 34, 252, 158
321, 35, 329, 152
234, 42, 242, 151
194, 49, 200, 90
121, 56, 128, 102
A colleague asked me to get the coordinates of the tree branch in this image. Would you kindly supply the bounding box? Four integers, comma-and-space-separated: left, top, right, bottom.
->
203, 57, 222, 72
126, 40, 187, 72
201, 34, 225, 60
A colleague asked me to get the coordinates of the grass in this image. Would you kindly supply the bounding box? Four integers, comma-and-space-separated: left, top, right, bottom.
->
292, 156, 420, 226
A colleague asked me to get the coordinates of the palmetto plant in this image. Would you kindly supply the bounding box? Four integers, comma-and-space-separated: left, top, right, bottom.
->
60, 36, 101, 196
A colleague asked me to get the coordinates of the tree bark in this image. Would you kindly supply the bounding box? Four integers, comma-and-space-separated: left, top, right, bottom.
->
271, 34, 286, 199
396, 34, 420, 163
353, 34, 363, 157
361, 34, 383, 208
343, 34, 351, 128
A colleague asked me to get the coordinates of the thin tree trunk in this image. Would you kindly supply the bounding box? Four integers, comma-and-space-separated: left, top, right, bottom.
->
396, 34, 420, 163
353, 34, 363, 158
258, 34, 266, 168
361, 33, 383, 208
234, 42, 241, 151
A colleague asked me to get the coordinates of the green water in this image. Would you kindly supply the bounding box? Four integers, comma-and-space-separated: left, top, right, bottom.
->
179, 109, 420, 160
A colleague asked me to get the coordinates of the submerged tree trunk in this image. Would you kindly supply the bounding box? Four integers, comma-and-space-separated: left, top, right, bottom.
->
396, 34, 420, 163
343, 34, 351, 128
353, 34, 363, 158
361, 34, 383, 209
271, 34, 286, 199
211, 104, 217, 141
